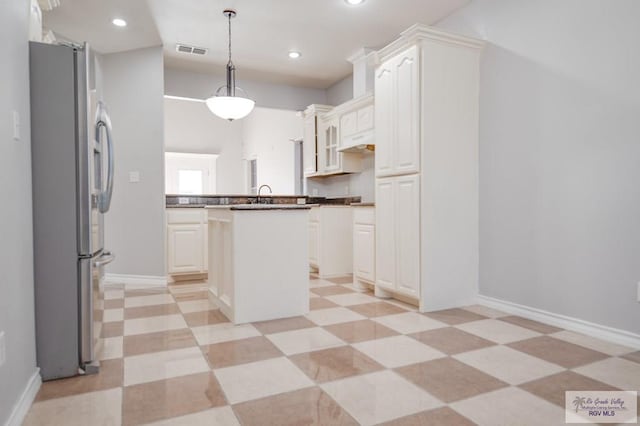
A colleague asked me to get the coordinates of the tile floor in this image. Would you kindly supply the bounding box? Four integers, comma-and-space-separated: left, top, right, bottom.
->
24, 275, 640, 426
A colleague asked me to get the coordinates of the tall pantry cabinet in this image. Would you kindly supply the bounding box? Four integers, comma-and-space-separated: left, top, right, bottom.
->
373, 25, 484, 311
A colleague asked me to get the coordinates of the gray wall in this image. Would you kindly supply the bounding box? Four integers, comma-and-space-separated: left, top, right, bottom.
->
102, 47, 166, 277
165, 67, 327, 111
0, 0, 38, 423
437, 0, 640, 334
326, 74, 354, 106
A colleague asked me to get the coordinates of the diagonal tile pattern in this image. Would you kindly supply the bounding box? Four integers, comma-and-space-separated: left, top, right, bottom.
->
25, 277, 640, 425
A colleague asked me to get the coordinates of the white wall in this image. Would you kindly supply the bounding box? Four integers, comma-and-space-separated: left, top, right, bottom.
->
102, 46, 166, 278
165, 67, 327, 111
437, 0, 640, 334
164, 97, 244, 194
242, 107, 304, 195
0, 0, 38, 423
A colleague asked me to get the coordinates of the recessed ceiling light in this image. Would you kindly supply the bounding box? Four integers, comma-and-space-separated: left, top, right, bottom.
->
288, 51, 302, 59
112, 18, 127, 27
345, 0, 365, 5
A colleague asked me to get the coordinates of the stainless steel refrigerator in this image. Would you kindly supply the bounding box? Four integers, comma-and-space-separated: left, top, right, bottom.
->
30, 41, 115, 380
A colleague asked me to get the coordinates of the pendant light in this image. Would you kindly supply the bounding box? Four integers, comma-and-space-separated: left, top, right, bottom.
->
206, 9, 255, 121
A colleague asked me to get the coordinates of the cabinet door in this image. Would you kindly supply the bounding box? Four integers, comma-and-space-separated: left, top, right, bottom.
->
354, 224, 375, 282
357, 105, 374, 132
308, 221, 320, 267
167, 224, 203, 274
375, 178, 395, 289
303, 116, 317, 175
394, 174, 420, 297
394, 46, 420, 175
340, 111, 357, 140
202, 222, 208, 272
322, 118, 339, 172
374, 60, 394, 177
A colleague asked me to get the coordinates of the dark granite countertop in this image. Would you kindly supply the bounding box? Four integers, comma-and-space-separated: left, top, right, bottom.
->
205, 204, 312, 211
166, 195, 361, 208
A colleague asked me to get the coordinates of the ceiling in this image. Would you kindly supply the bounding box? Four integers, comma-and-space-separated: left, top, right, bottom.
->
44, 0, 470, 89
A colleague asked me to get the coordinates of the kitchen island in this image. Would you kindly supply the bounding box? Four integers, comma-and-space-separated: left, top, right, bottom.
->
206, 204, 310, 324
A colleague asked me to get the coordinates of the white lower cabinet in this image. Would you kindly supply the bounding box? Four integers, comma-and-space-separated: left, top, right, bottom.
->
375, 175, 420, 298
166, 209, 208, 276
308, 206, 353, 278
308, 221, 320, 266
353, 207, 375, 287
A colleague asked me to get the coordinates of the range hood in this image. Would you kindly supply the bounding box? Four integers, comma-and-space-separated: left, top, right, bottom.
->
336, 48, 376, 153
338, 129, 374, 153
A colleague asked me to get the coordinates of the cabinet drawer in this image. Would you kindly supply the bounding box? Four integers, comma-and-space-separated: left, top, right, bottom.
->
353, 207, 375, 225
167, 209, 204, 224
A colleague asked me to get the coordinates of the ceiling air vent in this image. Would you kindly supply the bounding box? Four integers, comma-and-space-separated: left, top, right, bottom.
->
175, 44, 208, 56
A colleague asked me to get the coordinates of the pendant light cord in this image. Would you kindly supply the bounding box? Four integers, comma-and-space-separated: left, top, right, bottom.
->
227, 12, 232, 65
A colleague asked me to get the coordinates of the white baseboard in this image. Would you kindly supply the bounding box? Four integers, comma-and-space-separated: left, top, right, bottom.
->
5, 369, 41, 426
102, 273, 167, 288
477, 295, 640, 350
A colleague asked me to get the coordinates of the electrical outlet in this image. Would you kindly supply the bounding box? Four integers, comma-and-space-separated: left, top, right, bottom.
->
296, 198, 306, 205
0, 331, 6, 367
178, 197, 190, 205
129, 171, 140, 183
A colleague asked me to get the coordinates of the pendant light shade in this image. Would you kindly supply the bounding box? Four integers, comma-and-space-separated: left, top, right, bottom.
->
206, 95, 255, 121
206, 9, 255, 121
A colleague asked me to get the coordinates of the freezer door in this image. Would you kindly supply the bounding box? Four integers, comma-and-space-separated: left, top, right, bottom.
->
79, 251, 115, 369
78, 256, 96, 367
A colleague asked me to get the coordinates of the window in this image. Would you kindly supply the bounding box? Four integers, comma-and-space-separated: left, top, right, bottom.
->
177, 170, 203, 194
165, 152, 218, 195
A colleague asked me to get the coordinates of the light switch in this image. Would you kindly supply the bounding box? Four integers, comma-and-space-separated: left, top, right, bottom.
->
129, 171, 140, 183
12, 111, 20, 141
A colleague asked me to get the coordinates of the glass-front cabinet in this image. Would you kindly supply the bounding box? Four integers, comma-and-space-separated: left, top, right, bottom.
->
322, 117, 340, 172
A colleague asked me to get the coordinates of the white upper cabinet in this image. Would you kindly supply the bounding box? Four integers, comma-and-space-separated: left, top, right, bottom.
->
393, 46, 420, 175
320, 116, 340, 173
303, 104, 333, 177
303, 115, 318, 175
375, 45, 420, 177
374, 63, 394, 176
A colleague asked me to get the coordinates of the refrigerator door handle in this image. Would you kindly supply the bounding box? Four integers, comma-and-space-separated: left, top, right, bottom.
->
96, 101, 114, 213
93, 251, 115, 268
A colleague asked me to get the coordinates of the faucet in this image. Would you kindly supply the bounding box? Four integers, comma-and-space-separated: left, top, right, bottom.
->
256, 184, 272, 204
